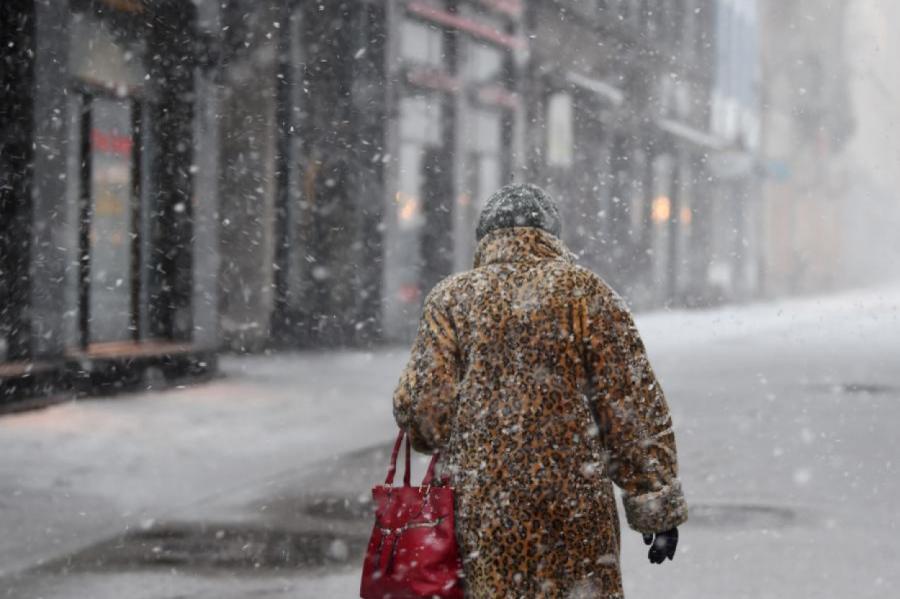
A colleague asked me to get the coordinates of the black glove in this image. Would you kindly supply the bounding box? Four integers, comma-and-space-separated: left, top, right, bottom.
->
642, 527, 678, 564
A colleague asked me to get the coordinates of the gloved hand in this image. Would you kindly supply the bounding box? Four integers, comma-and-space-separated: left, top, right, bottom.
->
642, 527, 678, 564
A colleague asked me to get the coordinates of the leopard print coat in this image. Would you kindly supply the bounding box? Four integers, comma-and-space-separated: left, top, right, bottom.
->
393, 227, 688, 599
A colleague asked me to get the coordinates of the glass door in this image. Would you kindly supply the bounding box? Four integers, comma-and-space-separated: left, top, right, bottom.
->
81, 95, 140, 345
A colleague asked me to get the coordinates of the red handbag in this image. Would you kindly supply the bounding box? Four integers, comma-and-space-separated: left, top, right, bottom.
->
360, 430, 464, 599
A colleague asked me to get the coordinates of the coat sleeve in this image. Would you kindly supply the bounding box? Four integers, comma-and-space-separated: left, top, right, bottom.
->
393, 287, 460, 454
583, 290, 688, 534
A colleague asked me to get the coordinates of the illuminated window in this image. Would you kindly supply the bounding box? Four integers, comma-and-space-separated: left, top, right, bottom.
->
651, 195, 672, 223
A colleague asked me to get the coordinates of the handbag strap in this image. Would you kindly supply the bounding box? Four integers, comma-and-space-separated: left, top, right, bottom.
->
385, 429, 411, 486
385, 429, 443, 487
421, 451, 441, 487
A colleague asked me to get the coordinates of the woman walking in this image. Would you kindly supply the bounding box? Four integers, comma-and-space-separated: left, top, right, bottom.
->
394, 183, 688, 598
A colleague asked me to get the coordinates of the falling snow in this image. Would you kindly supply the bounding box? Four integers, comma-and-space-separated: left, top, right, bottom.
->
2, 1, 900, 598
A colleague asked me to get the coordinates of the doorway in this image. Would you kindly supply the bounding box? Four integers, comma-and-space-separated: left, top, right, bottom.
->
79, 93, 142, 347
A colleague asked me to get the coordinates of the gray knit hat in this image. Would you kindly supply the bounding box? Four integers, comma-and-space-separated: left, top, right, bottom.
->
475, 183, 562, 241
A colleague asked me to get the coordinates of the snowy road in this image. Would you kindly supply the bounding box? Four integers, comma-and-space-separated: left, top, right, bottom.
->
1, 286, 899, 598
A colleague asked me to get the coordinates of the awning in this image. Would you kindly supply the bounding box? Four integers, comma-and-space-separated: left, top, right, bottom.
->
566, 71, 625, 106
656, 117, 727, 151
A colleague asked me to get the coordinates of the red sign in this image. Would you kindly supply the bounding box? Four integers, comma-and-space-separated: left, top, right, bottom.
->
91, 129, 133, 157
406, 1, 526, 50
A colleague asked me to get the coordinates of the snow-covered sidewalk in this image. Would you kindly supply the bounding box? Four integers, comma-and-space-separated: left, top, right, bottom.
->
0, 349, 409, 579
2, 285, 899, 598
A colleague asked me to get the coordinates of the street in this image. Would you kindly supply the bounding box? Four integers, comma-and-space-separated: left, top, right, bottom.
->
1, 286, 899, 598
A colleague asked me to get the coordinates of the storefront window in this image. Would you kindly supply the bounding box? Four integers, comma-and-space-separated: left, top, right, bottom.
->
457, 32, 511, 267
462, 43, 504, 84
467, 108, 503, 155
460, 108, 503, 266
388, 15, 514, 337
400, 20, 444, 66
398, 95, 443, 148
547, 92, 574, 167
87, 97, 137, 343
393, 93, 445, 315
69, 9, 146, 345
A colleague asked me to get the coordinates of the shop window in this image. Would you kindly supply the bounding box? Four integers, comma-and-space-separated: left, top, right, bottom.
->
68, 10, 148, 346
466, 108, 503, 155
463, 43, 505, 84
399, 95, 443, 146
547, 92, 574, 168
400, 19, 444, 67
460, 107, 503, 268
392, 91, 448, 314
81, 95, 141, 345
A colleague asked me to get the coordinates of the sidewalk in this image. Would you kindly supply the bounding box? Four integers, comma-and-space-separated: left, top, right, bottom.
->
2, 437, 402, 598
0, 349, 409, 582
2, 285, 900, 598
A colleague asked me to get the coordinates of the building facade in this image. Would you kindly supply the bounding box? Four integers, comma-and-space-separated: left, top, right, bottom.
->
524, 0, 762, 310
757, 0, 854, 296
381, 0, 524, 339
212, 0, 766, 346
212, 0, 525, 346
2, 0, 767, 402
1, 0, 220, 401
707, 0, 762, 301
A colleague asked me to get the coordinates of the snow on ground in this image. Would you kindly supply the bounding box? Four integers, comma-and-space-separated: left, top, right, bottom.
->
1, 285, 899, 598
0, 349, 408, 578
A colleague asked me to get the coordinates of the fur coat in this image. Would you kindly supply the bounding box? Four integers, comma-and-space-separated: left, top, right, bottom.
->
394, 226, 688, 599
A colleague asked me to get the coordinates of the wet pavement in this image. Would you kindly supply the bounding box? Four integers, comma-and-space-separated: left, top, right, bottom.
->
2, 287, 899, 598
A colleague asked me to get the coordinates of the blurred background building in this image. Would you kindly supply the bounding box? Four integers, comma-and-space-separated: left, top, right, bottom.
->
758, 0, 854, 296
526, 0, 761, 311
1, 0, 873, 403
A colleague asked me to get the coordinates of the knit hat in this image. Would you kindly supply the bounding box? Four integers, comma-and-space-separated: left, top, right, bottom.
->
475, 183, 562, 241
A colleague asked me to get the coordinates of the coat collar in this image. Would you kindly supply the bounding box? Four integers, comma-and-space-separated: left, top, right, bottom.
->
473, 227, 575, 268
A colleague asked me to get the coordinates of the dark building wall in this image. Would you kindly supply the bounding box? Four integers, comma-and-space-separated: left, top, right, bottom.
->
0, 0, 76, 360
275, 0, 387, 347
346, 2, 389, 343
0, 0, 36, 361
291, 1, 375, 346
31, 0, 75, 356
146, 3, 198, 341
217, 3, 279, 352
213, 0, 388, 349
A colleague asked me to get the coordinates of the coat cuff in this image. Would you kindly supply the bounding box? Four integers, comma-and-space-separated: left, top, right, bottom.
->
623, 481, 688, 533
